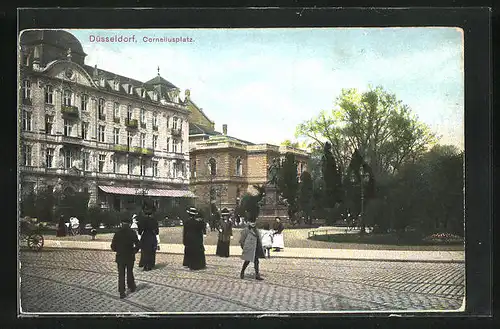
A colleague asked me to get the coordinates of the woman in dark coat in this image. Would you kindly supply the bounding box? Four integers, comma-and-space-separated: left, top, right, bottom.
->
56, 214, 67, 237
216, 208, 233, 257
183, 207, 206, 270
138, 203, 159, 271
239, 219, 265, 280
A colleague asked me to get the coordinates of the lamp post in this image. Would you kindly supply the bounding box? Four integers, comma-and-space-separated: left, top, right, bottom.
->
359, 167, 370, 234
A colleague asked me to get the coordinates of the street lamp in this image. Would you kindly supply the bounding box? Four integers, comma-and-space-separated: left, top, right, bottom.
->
359, 167, 370, 234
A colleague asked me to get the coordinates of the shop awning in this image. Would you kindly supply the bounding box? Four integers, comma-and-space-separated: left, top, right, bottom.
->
98, 186, 196, 198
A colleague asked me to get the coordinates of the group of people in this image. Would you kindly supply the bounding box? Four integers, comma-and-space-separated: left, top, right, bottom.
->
110, 202, 287, 299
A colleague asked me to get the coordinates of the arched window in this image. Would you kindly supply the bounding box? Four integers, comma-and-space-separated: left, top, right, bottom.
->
236, 158, 242, 176
63, 89, 72, 106
209, 158, 216, 176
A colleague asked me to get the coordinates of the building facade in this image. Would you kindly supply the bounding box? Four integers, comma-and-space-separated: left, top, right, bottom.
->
19, 30, 194, 212
189, 127, 310, 212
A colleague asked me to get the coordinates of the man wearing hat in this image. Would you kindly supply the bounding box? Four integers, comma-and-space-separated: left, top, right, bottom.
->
111, 217, 140, 299
215, 208, 233, 257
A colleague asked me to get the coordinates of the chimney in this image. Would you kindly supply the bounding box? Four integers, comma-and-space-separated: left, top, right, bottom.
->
222, 124, 227, 135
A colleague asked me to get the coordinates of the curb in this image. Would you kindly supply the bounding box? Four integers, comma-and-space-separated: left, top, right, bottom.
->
39, 245, 465, 264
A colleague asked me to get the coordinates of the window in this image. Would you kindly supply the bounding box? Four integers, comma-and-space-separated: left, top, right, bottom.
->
45, 115, 53, 134
153, 112, 158, 128
114, 128, 120, 144
44, 85, 53, 104
114, 81, 120, 91
236, 158, 242, 176
98, 98, 105, 118
192, 160, 197, 178
127, 158, 133, 174
22, 145, 32, 166
113, 102, 120, 120
140, 133, 146, 148
82, 152, 90, 171
127, 85, 133, 94
172, 117, 178, 129
81, 94, 89, 111
127, 105, 132, 120
127, 131, 132, 147
98, 154, 105, 172
153, 135, 158, 149
64, 149, 73, 168
152, 160, 158, 177
113, 156, 119, 173
22, 80, 31, 99
140, 159, 145, 176
63, 90, 72, 106
166, 116, 170, 128
209, 158, 216, 176
140, 109, 145, 125
63, 119, 72, 136
172, 139, 177, 153
98, 125, 105, 142
82, 122, 89, 140
179, 140, 182, 154
45, 148, 54, 168
23, 54, 30, 66
140, 89, 145, 98
166, 137, 170, 152
22, 110, 32, 131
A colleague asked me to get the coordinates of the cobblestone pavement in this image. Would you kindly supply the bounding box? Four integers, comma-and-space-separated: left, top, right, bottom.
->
19, 249, 465, 314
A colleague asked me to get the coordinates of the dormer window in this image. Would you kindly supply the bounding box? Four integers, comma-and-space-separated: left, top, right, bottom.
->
114, 81, 120, 91
100, 78, 105, 87
127, 85, 133, 94
152, 92, 158, 101
140, 89, 146, 98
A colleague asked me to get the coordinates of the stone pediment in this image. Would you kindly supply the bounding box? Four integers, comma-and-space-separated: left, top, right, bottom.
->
44, 60, 96, 88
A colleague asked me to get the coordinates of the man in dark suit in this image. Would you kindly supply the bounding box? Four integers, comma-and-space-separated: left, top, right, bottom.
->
111, 217, 140, 299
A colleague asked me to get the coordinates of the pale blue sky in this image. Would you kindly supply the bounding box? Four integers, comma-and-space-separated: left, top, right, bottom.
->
68, 28, 464, 149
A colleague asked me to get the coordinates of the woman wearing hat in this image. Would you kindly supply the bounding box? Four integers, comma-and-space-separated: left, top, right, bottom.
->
216, 208, 233, 257
183, 206, 206, 270
137, 201, 159, 271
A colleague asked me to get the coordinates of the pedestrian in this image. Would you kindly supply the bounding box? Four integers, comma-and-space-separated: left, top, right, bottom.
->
260, 223, 274, 258
110, 217, 140, 299
183, 206, 207, 270
216, 208, 233, 257
137, 202, 159, 271
130, 214, 139, 238
210, 204, 220, 232
56, 214, 67, 237
239, 218, 265, 280
272, 217, 285, 252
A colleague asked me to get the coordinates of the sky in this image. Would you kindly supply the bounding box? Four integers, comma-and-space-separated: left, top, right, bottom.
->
68, 28, 464, 150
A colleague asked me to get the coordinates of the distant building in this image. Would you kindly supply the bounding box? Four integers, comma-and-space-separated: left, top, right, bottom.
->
188, 119, 310, 212
18, 30, 194, 212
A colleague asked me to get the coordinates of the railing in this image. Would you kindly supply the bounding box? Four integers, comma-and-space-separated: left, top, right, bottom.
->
61, 105, 79, 117
129, 146, 154, 156
125, 118, 138, 129
57, 135, 82, 145
113, 144, 129, 153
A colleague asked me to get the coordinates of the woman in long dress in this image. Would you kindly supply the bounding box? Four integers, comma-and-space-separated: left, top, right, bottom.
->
56, 214, 67, 237
272, 217, 285, 252
215, 208, 232, 257
138, 204, 159, 271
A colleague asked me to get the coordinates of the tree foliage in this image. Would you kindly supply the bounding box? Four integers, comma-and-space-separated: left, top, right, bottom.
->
276, 152, 300, 221
295, 86, 438, 177
298, 171, 313, 224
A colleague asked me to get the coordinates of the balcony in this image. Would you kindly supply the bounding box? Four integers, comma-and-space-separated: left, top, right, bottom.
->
125, 118, 138, 129
61, 105, 79, 117
129, 146, 154, 156
113, 144, 129, 153
57, 135, 83, 145
170, 128, 182, 137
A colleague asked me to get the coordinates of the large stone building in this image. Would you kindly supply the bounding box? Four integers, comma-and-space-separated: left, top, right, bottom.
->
187, 99, 310, 213
18, 30, 194, 212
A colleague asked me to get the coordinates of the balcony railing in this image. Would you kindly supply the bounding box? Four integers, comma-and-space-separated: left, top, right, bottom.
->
125, 118, 138, 129
61, 105, 79, 117
57, 135, 83, 145
113, 144, 129, 153
129, 146, 154, 156
171, 128, 182, 136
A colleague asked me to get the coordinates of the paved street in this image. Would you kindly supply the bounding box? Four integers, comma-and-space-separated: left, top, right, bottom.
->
20, 249, 465, 314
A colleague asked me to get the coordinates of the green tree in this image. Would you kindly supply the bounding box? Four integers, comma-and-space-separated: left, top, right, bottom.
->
321, 142, 343, 224
295, 86, 437, 178
298, 171, 314, 224
277, 152, 300, 223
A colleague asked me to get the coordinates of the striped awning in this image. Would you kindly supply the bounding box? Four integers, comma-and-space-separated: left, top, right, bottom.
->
98, 186, 196, 198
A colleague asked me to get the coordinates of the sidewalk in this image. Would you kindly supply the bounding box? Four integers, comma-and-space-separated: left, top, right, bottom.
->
42, 239, 465, 263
